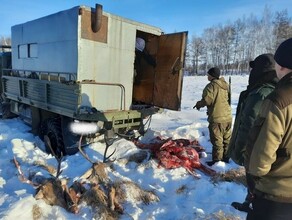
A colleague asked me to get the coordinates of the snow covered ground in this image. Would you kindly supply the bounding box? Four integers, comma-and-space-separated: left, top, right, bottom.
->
0, 75, 249, 219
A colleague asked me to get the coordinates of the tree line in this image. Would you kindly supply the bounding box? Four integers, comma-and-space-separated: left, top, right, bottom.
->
0, 36, 11, 46
186, 7, 292, 75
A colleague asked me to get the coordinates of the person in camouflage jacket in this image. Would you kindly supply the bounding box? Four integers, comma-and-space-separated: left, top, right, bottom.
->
228, 54, 278, 212
245, 38, 292, 220
194, 67, 232, 166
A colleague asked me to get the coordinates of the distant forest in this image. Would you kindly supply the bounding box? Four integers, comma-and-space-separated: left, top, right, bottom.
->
186, 7, 292, 75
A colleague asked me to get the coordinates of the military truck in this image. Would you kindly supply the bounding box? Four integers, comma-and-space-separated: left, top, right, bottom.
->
0, 4, 187, 159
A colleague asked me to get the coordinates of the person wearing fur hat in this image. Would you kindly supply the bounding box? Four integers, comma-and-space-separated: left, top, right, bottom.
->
228, 53, 278, 213
193, 67, 232, 166
245, 38, 292, 219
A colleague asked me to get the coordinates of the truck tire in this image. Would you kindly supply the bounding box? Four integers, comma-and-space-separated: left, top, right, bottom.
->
41, 118, 65, 158
1, 102, 16, 119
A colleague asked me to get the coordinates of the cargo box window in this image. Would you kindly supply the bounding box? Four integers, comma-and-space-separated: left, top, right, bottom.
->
18, 43, 38, 58
18, 44, 28, 58
29, 43, 38, 58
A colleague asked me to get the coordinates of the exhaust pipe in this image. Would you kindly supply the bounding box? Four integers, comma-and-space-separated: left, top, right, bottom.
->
92, 4, 102, 33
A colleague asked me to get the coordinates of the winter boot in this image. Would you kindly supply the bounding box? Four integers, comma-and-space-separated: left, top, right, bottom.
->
206, 160, 218, 166
222, 157, 230, 163
231, 201, 252, 213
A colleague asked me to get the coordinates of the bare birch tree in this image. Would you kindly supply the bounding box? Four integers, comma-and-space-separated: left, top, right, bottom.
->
186, 6, 291, 75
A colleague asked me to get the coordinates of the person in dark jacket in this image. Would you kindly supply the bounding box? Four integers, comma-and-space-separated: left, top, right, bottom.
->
245, 38, 292, 220
228, 54, 278, 212
134, 37, 156, 85
194, 67, 232, 166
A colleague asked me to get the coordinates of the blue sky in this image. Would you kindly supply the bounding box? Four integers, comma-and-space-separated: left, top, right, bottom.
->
1, 0, 291, 38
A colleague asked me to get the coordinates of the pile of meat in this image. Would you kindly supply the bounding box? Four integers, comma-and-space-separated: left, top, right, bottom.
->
133, 137, 216, 178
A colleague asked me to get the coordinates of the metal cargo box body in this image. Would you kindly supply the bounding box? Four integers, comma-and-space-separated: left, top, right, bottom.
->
11, 5, 163, 113
77, 6, 162, 111
11, 7, 78, 74
2, 76, 79, 117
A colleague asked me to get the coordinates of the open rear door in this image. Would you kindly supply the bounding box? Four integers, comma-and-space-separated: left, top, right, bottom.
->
153, 32, 187, 110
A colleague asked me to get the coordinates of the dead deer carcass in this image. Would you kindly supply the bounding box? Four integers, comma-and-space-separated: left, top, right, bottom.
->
72, 135, 159, 218
13, 140, 79, 214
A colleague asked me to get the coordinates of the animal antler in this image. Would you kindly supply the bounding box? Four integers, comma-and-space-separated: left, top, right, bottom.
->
103, 137, 116, 163
43, 135, 63, 178
78, 135, 95, 164
13, 156, 39, 187
13, 143, 79, 213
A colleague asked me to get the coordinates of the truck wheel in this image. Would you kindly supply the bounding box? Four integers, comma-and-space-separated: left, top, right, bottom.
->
1, 102, 16, 119
41, 118, 65, 157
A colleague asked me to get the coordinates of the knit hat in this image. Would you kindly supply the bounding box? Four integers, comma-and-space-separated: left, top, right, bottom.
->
135, 37, 145, 52
274, 38, 292, 69
248, 53, 277, 86
249, 53, 275, 72
207, 67, 220, 79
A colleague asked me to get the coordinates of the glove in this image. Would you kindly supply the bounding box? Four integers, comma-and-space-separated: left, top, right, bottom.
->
193, 101, 201, 110
193, 104, 200, 110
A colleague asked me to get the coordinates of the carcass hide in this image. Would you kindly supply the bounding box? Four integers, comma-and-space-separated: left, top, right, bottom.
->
134, 137, 216, 178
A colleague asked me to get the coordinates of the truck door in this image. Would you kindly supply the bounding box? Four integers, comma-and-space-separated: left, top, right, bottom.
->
153, 32, 187, 110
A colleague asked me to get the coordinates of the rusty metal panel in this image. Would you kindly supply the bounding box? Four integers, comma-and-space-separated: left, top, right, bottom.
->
80, 8, 108, 43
